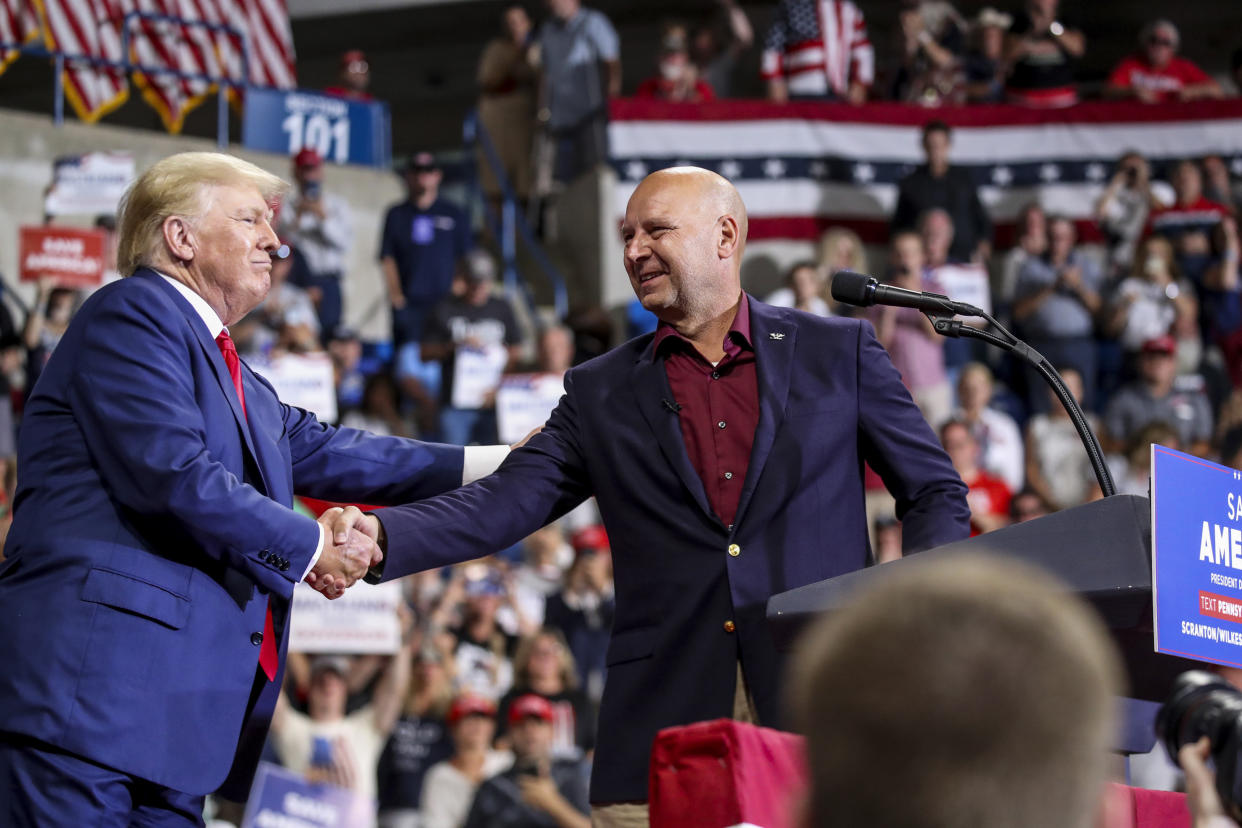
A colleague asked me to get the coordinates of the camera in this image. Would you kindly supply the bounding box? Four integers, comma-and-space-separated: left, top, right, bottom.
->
1156, 670, 1242, 820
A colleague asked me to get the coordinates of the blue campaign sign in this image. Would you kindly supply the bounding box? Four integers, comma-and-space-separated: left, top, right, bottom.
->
240, 761, 375, 828
242, 87, 391, 169
1153, 444, 1242, 667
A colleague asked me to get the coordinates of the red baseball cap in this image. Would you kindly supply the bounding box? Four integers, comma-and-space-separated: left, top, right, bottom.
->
1142, 334, 1176, 355
508, 693, 554, 725
571, 525, 609, 553
448, 693, 496, 725
341, 49, 367, 68
293, 147, 322, 169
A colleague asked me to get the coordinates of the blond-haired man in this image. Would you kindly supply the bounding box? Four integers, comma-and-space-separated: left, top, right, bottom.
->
0, 152, 504, 826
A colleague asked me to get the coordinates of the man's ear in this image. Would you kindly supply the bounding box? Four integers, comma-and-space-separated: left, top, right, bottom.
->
162, 215, 196, 264
718, 215, 741, 260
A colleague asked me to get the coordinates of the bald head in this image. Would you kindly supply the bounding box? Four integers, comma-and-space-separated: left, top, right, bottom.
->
635, 167, 749, 251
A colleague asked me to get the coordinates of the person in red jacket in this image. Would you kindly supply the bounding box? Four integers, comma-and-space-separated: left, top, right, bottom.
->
636, 25, 716, 102
1105, 20, 1222, 103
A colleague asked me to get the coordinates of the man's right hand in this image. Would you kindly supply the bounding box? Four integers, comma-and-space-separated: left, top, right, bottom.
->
307, 507, 383, 599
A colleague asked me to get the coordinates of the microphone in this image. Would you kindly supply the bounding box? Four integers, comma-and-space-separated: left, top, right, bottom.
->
662, 398, 682, 413
830, 270, 983, 318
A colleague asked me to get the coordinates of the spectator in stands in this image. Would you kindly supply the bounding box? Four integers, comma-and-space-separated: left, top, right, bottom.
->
920, 208, 991, 381
637, 24, 715, 102
1003, 0, 1084, 108
420, 694, 512, 828
954, 362, 1023, 493
766, 261, 831, 316
1096, 151, 1156, 278
872, 515, 903, 564
449, 565, 521, 700
1148, 158, 1231, 287
497, 628, 596, 761
1024, 367, 1100, 510
381, 152, 473, 436
690, 0, 754, 98
378, 649, 456, 828
537, 324, 575, 375
1009, 487, 1051, 522
1013, 215, 1103, 413
890, 0, 966, 106
1110, 420, 1179, 496
1105, 20, 1222, 103
502, 523, 573, 631
477, 5, 538, 208
996, 201, 1046, 317
422, 250, 523, 446
270, 638, 413, 803
328, 327, 366, 415
790, 554, 1121, 828
463, 694, 591, 828
1202, 155, 1239, 214
818, 226, 866, 280
277, 148, 352, 342
940, 418, 1010, 535
1105, 235, 1196, 364
963, 7, 1011, 103
892, 121, 992, 264
761, 0, 873, 104
22, 278, 78, 400
870, 231, 951, 426
324, 49, 374, 101
0, 338, 20, 458
544, 526, 614, 703
537, 0, 621, 185
1104, 334, 1212, 457
1205, 216, 1242, 351
341, 373, 410, 437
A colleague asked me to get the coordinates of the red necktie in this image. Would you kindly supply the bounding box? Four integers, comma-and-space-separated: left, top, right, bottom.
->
216, 330, 278, 682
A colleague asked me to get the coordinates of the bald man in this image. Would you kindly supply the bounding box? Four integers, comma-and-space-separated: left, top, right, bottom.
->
354, 168, 969, 825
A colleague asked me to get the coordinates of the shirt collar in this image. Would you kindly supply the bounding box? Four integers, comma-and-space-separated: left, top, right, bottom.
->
159, 273, 225, 338
653, 293, 752, 357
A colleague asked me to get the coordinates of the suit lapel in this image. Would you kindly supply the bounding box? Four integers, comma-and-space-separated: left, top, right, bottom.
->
733, 298, 795, 529
630, 341, 716, 523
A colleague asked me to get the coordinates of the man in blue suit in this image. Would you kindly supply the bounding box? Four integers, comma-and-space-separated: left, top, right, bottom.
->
0, 152, 507, 826
352, 167, 971, 826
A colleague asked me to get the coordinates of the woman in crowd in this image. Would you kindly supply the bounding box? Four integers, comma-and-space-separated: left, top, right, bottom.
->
496, 627, 596, 761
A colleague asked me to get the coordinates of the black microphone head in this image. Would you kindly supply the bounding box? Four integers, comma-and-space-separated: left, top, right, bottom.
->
830, 270, 877, 307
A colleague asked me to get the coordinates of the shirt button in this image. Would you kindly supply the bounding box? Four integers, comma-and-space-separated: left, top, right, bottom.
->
250, 632, 263, 646
723, 620, 736, 633
717, 420, 727, 429
724, 472, 733, 480
712, 371, 720, 380
728, 543, 740, 557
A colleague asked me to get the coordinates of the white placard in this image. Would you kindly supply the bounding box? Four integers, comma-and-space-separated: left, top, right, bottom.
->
250, 352, 338, 423
451, 344, 508, 409
929, 263, 992, 317
496, 372, 565, 445
288, 580, 402, 654
44, 152, 135, 217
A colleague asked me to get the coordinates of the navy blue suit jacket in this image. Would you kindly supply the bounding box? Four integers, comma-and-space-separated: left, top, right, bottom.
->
371, 297, 970, 804
0, 269, 465, 798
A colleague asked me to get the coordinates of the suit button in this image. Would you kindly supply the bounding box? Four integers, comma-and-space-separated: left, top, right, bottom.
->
280, 561, 290, 572
723, 620, 736, 633
258, 550, 269, 562
251, 632, 263, 646
728, 543, 740, 557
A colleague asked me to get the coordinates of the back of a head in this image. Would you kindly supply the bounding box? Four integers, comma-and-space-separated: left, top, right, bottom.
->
790, 554, 1122, 828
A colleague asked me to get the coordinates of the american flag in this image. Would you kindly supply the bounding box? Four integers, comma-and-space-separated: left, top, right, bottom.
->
0, 0, 38, 75
32, 0, 295, 129
609, 98, 1242, 244
761, 0, 873, 98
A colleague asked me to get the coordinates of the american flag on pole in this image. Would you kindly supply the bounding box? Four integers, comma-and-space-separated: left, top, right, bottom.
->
35, 0, 295, 129
0, 0, 39, 76
609, 99, 1242, 244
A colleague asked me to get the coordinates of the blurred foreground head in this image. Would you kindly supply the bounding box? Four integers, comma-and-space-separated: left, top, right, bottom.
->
789, 553, 1123, 828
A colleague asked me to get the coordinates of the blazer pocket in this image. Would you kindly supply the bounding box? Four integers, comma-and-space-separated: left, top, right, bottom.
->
606, 625, 657, 667
80, 567, 190, 630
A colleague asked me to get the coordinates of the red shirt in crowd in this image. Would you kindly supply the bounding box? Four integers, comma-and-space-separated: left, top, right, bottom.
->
653, 295, 757, 529
1146, 195, 1231, 238
635, 77, 716, 103
964, 471, 1011, 537
1107, 55, 1213, 103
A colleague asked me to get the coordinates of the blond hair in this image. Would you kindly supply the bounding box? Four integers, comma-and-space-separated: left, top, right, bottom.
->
116, 152, 288, 276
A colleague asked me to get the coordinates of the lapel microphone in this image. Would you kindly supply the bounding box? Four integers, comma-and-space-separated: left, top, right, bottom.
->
662, 398, 682, 414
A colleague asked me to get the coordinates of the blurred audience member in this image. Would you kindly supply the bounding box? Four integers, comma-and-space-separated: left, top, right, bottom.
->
449, 566, 521, 701
537, 324, 575, 375
637, 24, 715, 102
278, 148, 352, 341
1205, 216, 1242, 355
766, 261, 831, 317
1110, 421, 1179, 496
328, 327, 367, 414
1024, 367, 1100, 510
503, 523, 573, 631
325, 49, 374, 101
23, 279, 78, 399
419, 694, 512, 828
1003, 0, 1084, 108
963, 7, 1011, 103
891, 0, 966, 106
996, 201, 1046, 315
1104, 335, 1212, 457
497, 628, 596, 761
789, 554, 1121, 828
341, 373, 410, 438
761, 0, 873, 104
1202, 155, 1239, 214
544, 526, 614, 702
892, 121, 991, 264
940, 418, 1010, 535
422, 251, 523, 446
1009, 487, 1051, 522
1095, 151, 1155, 278
235, 245, 321, 358
1013, 216, 1103, 413
1105, 20, 1222, 103
477, 5, 538, 206
463, 694, 591, 828
1148, 159, 1230, 287
0, 338, 20, 458
377, 649, 456, 828
954, 362, 1023, 493
537, 0, 621, 184
872, 516, 903, 564
690, 0, 754, 98
1105, 235, 1196, 362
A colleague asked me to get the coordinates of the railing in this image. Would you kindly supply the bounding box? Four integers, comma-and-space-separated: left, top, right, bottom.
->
463, 109, 569, 322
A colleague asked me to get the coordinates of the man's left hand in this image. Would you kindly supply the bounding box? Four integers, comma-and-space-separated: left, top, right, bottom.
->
519, 773, 563, 812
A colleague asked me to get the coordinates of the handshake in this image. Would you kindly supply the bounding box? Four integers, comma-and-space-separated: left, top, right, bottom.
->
305, 506, 383, 599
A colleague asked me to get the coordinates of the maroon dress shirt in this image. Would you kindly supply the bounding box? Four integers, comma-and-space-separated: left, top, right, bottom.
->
652, 296, 759, 529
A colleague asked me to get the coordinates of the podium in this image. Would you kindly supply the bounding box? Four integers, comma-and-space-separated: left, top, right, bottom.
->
766, 495, 1200, 737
